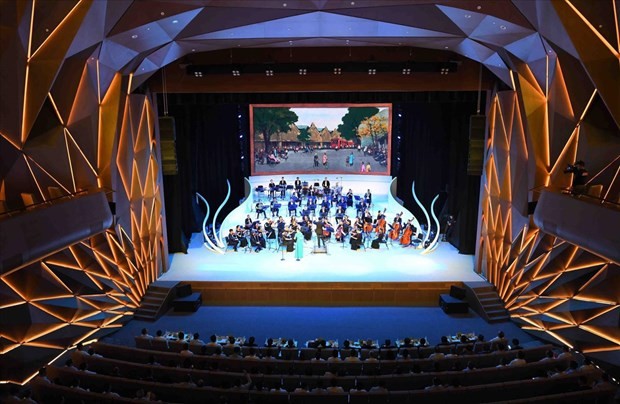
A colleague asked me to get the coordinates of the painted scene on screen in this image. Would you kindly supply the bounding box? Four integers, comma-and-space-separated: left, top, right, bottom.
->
250, 104, 391, 175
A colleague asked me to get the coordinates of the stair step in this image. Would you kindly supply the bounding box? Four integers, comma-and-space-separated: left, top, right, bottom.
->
143, 296, 165, 303
136, 308, 158, 314
479, 296, 501, 302
472, 287, 495, 293
477, 291, 498, 297
486, 309, 508, 315
482, 303, 505, 310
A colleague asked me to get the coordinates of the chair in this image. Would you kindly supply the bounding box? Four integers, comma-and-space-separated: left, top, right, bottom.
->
587, 184, 603, 198
224, 236, 237, 253
255, 185, 265, 200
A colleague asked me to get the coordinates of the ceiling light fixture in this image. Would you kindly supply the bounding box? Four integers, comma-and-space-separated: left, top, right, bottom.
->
368, 68, 376, 75
333, 67, 342, 75
131, 34, 138, 39
299, 68, 307, 75
265, 69, 274, 76
402, 68, 411, 75
194, 71, 203, 78
172, 20, 178, 24
232, 70, 240, 76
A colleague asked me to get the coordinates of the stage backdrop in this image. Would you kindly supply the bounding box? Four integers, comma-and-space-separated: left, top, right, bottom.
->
250, 104, 391, 176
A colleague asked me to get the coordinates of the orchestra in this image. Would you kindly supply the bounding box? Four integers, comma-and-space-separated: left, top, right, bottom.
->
225, 177, 427, 255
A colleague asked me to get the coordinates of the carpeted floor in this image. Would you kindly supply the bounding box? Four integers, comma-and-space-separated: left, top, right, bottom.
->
103, 306, 538, 349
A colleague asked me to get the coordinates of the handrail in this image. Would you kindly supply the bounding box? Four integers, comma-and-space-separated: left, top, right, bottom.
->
0, 188, 114, 218
531, 185, 620, 209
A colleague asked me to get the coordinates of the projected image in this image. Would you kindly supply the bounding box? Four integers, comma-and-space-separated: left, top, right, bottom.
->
250, 104, 391, 175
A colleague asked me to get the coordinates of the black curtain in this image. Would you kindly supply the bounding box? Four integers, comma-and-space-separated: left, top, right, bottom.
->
160, 92, 482, 254
162, 94, 246, 253
396, 99, 481, 254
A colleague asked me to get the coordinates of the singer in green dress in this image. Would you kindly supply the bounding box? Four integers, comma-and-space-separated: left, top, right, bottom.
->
295, 228, 304, 261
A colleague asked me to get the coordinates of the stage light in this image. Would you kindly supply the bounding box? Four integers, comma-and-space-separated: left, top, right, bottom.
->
397, 136, 401, 139
241, 156, 244, 159
298, 68, 307, 75
232, 70, 240, 76
398, 113, 402, 118
238, 114, 242, 119
368, 68, 376, 75
440, 67, 449, 75
265, 69, 274, 76
333, 67, 341, 75
194, 71, 203, 78
402, 68, 411, 75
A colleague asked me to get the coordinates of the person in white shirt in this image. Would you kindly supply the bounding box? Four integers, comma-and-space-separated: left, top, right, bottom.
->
429, 346, 445, 360
71, 342, 89, 367
244, 347, 260, 360
496, 357, 509, 368
138, 328, 153, 339
579, 358, 596, 371
179, 343, 193, 357
206, 334, 219, 347
557, 346, 574, 361
231, 371, 252, 390
79, 362, 96, 374
344, 349, 360, 362
490, 331, 509, 349
190, 333, 204, 346
365, 350, 379, 362
311, 351, 325, 362
509, 350, 527, 366
539, 349, 555, 362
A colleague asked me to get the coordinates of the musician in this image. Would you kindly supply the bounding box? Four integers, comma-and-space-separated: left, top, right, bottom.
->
251, 229, 266, 252
350, 229, 362, 250
227, 229, 239, 252
335, 223, 345, 242
282, 227, 295, 252
264, 219, 276, 241
388, 213, 402, 241
244, 214, 253, 229
342, 216, 351, 234
353, 216, 363, 232
357, 200, 367, 218
268, 179, 276, 198
333, 182, 343, 197
294, 177, 302, 193
314, 218, 325, 248
270, 198, 280, 217
346, 189, 354, 207
277, 216, 286, 240
307, 193, 317, 207
301, 216, 313, 241
235, 226, 248, 248
371, 226, 386, 249
334, 205, 346, 223
279, 177, 287, 198
288, 199, 297, 217
374, 209, 387, 234
322, 177, 331, 193
322, 218, 334, 241
255, 201, 266, 219
363, 210, 373, 234
364, 189, 372, 205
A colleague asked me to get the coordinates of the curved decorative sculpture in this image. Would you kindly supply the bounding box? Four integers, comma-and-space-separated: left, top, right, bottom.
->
212, 179, 231, 248
422, 194, 442, 254
411, 181, 431, 245
196, 192, 224, 254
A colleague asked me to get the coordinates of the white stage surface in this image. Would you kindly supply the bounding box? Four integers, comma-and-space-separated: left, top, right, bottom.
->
162, 175, 482, 284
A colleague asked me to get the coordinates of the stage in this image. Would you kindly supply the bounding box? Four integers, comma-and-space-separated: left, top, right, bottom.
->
160, 174, 484, 305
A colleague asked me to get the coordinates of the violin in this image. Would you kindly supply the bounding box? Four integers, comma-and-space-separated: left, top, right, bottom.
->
401, 222, 413, 245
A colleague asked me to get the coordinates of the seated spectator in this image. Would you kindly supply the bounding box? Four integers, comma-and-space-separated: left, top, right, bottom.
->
496, 357, 509, 368
345, 349, 360, 362
264, 337, 275, 348
398, 349, 410, 360
293, 382, 309, 394
350, 383, 367, 394
225, 335, 238, 347
326, 379, 344, 393
78, 362, 96, 374
232, 371, 252, 390
473, 334, 487, 353
146, 355, 160, 366
176, 374, 196, 387
229, 346, 242, 358
33, 367, 51, 384
64, 359, 78, 370
71, 342, 89, 366
509, 350, 527, 366
429, 346, 445, 360
425, 377, 445, 391
206, 334, 218, 347
154, 330, 166, 341
369, 380, 388, 393
437, 336, 451, 346
493, 342, 507, 353
190, 333, 204, 346
576, 375, 592, 391
381, 339, 395, 349
177, 331, 185, 341
579, 358, 596, 371
243, 336, 258, 347
71, 378, 87, 391
510, 338, 523, 350
212, 346, 225, 357
327, 349, 341, 362
557, 346, 574, 361
490, 331, 508, 349
311, 350, 325, 362
87, 347, 102, 358
463, 361, 475, 372
137, 328, 153, 339
365, 350, 379, 362
271, 382, 287, 393
564, 360, 579, 374
244, 347, 259, 360
311, 380, 326, 394
102, 383, 120, 398
418, 337, 429, 347
382, 349, 396, 360
361, 339, 376, 349
539, 349, 555, 361
180, 343, 193, 357
400, 337, 414, 348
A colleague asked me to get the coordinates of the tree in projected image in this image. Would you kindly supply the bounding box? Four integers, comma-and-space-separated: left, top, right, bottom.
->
359, 113, 389, 148
337, 107, 379, 145
253, 108, 299, 152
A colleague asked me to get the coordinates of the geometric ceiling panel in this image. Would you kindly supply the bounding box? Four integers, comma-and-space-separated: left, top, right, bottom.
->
569, 0, 618, 49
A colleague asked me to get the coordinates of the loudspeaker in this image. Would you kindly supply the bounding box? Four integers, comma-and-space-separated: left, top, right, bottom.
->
467, 115, 486, 176
159, 116, 178, 175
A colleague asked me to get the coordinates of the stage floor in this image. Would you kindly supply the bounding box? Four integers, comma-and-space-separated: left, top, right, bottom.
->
162, 232, 482, 283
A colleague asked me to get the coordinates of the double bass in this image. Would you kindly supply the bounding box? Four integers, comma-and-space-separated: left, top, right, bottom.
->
389, 215, 402, 240
401, 221, 413, 246
375, 208, 387, 234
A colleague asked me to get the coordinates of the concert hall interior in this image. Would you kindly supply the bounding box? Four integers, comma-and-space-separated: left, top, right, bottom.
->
1, 0, 620, 401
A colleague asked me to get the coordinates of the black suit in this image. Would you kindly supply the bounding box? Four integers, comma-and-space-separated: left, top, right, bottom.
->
294, 179, 302, 191
315, 221, 325, 247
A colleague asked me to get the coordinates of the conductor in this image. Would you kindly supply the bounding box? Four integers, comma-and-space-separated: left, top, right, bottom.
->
315, 218, 326, 249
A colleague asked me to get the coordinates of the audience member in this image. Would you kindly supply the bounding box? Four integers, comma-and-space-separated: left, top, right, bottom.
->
429, 346, 445, 360
510, 338, 523, 350
180, 343, 193, 357
190, 333, 204, 346
509, 350, 526, 366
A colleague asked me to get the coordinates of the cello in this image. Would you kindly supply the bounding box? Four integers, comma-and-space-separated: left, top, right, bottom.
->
375, 208, 387, 234
363, 210, 373, 233
400, 221, 413, 246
